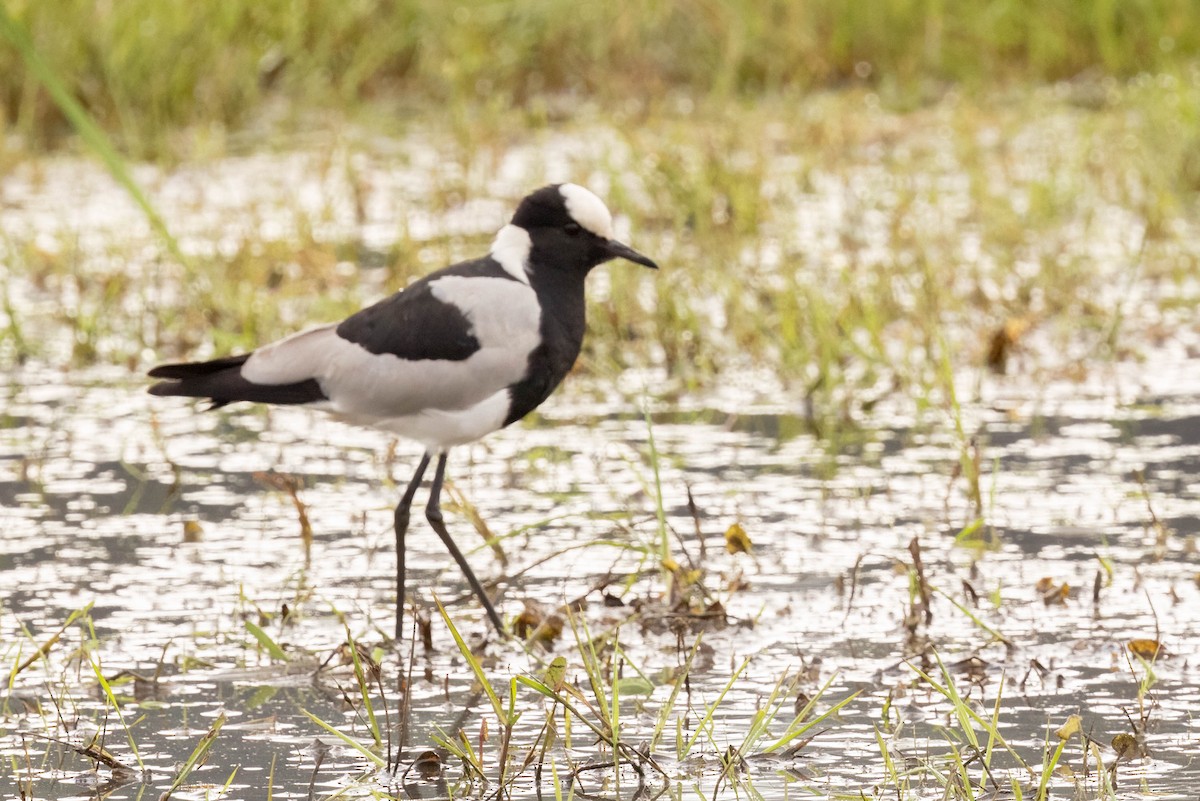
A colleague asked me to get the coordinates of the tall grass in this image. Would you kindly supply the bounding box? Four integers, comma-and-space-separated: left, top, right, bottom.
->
2, 0, 1198, 157
0, 5, 185, 261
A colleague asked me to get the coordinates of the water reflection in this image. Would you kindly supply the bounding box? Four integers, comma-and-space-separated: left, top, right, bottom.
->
2, 358, 1198, 798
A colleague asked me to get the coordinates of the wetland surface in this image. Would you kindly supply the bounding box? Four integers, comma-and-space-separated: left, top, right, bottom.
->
2, 95, 1199, 799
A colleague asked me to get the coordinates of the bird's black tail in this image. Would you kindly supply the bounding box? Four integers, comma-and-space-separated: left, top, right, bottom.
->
148, 354, 327, 408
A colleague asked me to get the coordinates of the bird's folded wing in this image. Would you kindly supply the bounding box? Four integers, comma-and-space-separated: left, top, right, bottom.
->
244, 273, 543, 419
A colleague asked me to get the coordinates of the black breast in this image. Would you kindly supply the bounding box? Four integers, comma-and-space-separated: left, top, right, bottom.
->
503, 274, 588, 426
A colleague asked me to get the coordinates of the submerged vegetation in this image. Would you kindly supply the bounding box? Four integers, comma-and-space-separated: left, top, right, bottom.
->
2, 2, 1200, 799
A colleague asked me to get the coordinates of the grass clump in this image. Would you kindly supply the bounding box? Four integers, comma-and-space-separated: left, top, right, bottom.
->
2, 1, 1200, 157
3, 80, 1199, 425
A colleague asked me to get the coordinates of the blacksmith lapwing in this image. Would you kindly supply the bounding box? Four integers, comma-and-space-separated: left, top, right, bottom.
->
149, 183, 657, 640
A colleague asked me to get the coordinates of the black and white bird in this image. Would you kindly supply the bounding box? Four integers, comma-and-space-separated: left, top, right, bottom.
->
148, 183, 657, 640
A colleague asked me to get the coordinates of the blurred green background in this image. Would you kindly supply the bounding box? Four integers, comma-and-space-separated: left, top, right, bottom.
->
4, 0, 1198, 157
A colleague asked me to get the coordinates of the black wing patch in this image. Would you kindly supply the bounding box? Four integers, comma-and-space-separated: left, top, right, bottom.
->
336, 257, 521, 361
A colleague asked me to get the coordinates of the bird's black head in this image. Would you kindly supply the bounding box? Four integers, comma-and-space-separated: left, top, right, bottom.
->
509, 184, 658, 273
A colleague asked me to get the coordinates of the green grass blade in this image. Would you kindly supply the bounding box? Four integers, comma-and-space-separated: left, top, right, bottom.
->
929, 584, 1011, 645
649, 633, 704, 754
566, 610, 612, 728
344, 627, 382, 747
244, 620, 288, 662
435, 596, 508, 724
85, 621, 144, 769
765, 686, 860, 753
161, 712, 226, 800
514, 675, 619, 749
1035, 737, 1068, 800
907, 657, 1034, 775
682, 656, 751, 757
0, 5, 187, 266
642, 399, 671, 567
301, 709, 386, 766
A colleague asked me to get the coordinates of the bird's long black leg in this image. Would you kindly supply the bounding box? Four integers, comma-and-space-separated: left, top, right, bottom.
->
425, 452, 505, 635
394, 451, 432, 641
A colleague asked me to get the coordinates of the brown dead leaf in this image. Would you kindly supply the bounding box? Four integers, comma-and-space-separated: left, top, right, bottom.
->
1126, 638, 1164, 660
512, 604, 564, 645
529, 616, 564, 645
725, 522, 752, 554
410, 750, 443, 780
511, 608, 541, 638
1036, 577, 1069, 605
1111, 733, 1140, 760
76, 735, 138, 778
602, 592, 625, 607
1055, 714, 1082, 740
985, 317, 1031, 374
182, 519, 203, 543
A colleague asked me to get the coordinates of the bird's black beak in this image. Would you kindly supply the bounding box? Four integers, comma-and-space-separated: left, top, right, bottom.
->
604, 239, 658, 270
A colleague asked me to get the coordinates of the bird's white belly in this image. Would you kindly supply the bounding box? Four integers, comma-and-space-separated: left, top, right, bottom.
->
335, 388, 512, 450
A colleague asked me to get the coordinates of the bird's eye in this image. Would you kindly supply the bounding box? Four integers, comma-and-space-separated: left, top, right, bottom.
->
564, 222, 582, 236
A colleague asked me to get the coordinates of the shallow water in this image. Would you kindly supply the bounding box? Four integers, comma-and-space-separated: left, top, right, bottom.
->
2, 107, 1200, 798
2, 352, 1198, 799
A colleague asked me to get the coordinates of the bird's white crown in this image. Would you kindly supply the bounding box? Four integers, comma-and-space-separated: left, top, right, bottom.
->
560, 183, 614, 240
